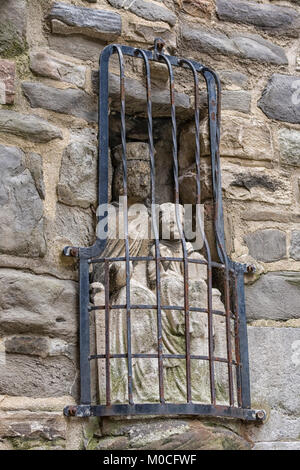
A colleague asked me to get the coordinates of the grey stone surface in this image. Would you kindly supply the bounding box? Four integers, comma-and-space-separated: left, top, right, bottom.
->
97, 417, 251, 450
108, 0, 176, 26
49, 2, 121, 40
248, 327, 300, 415
26, 152, 45, 200
4, 335, 69, 359
0, 0, 26, 57
49, 34, 105, 62
289, 231, 300, 260
0, 354, 75, 397
181, 25, 288, 64
244, 229, 286, 262
0, 145, 45, 257
245, 271, 300, 320
278, 128, 300, 167
218, 70, 249, 89
252, 442, 300, 450
57, 140, 97, 209
0, 269, 78, 340
232, 33, 288, 65
217, 0, 300, 38
222, 90, 251, 114
22, 82, 97, 123
221, 163, 291, 205
92, 71, 190, 118
30, 50, 86, 88
258, 74, 300, 124
0, 410, 67, 441
181, 25, 237, 57
247, 409, 300, 444
54, 203, 95, 249
0, 110, 63, 143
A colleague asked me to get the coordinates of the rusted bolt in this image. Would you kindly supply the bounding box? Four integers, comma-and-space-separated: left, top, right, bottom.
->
68, 406, 77, 417
255, 410, 266, 422
246, 264, 256, 273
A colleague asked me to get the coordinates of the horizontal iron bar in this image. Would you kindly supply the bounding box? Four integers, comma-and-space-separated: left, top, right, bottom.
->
89, 256, 232, 271
63, 403, 262, 421
89, 353, 237, 365
89, 304, 235, 319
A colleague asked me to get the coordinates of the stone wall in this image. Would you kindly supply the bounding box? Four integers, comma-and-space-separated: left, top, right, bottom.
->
0, 0, 299, 450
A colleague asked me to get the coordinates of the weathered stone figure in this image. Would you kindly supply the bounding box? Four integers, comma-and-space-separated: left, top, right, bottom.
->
92, 142, 230, 405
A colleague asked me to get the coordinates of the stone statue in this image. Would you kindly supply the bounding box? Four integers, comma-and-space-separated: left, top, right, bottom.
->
92, 142, 232, 405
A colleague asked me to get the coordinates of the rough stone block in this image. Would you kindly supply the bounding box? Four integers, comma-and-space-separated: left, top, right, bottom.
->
278, 128, 300, 167
4, 335, 71, 360
107, 0, 177, 26
99, 417, 251, 450
0, 0, 27, 57
54, 203, 95, 249
222, 91, 251, 114
181, 25, 288, 65
57, 137, 97, 209
30, 50, 86, 88
49, 2, 121, 41
0, 60, 15, 104
290, 231, 300, 260
200, 115, 272, 162
49, 34, 105, 62
22, 82, 97, 123
252, 442, 300, 450
248, 327, 300, 415
0, 110, 63, 143
232, 33, 288, 65
216, 0, 300, 38
0, 269, 78, 340
181, 25, 237, 57
258, 74, 300, 124
245, 272, 300, 320
218, 70, 249, 90
221, 163, 292, 205
0, 411, 67, 440
0, 145, 45, 257
0, 354, 75, 397
244, 229, 286, 262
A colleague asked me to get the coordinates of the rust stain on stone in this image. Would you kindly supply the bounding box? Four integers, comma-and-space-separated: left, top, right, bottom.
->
0, 60, 16, 105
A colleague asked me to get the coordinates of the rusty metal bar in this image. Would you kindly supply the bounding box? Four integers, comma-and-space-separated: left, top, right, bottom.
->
64, 403, 263, 421
158, 51, 191, 404
180, 58, 216, 405
90, 353, 238, 365
79, 258, 91, 405
232, 271, 242, 407
104, 260, 111, 406
114, 45, 133, 405
134, 47, 165, 404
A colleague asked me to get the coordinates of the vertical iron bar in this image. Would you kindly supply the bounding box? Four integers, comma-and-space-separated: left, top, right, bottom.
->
204, 68, 235, 405
104, 260, 111, 406
135, 48, 165, 403
79, 258, 91, 404
235, 264, 251, 408
233, 272, 242, 408
114, 45, 133, 405
159, 53, 191, 403
180, 58, 216, 405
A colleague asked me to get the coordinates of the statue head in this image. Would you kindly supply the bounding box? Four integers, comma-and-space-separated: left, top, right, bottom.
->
159, 202, 184, 241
